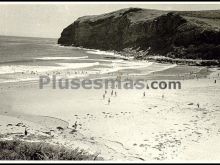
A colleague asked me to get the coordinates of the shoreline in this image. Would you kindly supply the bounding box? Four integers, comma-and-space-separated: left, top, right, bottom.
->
0, 42, 216, 85
57, 44, 220, 67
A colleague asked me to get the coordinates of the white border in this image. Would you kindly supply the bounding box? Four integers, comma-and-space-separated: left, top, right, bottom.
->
1, 160, 220, 163
0, 1, 219, 4
0, 1, 220, 164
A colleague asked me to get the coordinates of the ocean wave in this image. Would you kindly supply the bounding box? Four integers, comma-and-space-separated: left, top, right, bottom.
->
35, 56, 88, 60
0, 77, 38, 84
56, 62, 100, 69
97, 61, 153, 74
0, 62, 100, 75
0, 65, 60, 74
54, 44, 133, 60
86, 50, 132, 60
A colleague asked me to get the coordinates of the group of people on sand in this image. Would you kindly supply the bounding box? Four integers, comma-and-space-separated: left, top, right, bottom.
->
51, 70, 88, 77
102, 89, 117, 105
22, 69, 89, 77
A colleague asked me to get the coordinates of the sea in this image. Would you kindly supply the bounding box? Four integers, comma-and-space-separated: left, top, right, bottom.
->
0, 35, 175, 84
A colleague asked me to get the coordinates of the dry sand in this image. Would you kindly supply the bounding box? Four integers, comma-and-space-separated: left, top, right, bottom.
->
0, 64, 220, 161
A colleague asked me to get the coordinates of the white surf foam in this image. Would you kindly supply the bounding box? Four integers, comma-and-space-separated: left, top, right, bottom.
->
0, 77, 38, 84
0, 62, 100, 83
56, 62, 100, 70
0, 65, 60, 74
0, 62, 100, 75
35, 56, 88, 60
97, 60, 153, 74
86, 50, 132, 60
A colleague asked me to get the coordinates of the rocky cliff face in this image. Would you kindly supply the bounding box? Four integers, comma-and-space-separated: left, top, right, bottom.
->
58, 8, 220, 60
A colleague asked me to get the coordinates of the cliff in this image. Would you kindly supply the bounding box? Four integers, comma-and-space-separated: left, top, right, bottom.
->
58, 8, 220, 60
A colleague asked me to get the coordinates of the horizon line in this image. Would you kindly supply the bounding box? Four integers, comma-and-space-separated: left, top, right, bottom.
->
0, 34, 58, 39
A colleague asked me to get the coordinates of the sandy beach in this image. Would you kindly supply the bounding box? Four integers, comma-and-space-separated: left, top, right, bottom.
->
0, 61, 220, 161
0, 2, 220, 162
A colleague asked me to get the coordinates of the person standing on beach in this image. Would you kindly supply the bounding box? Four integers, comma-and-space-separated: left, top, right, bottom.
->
73, 121, 78, 130
197, 103, 200, 108
111, 90, 114, 96
162, 94, 164, 99
115, 91, 117, 97
103, 94, 105, 100
108, 98, 111, 105
214, 80, 217, 83
143, 92, 145, 97
24, 128, 28, 136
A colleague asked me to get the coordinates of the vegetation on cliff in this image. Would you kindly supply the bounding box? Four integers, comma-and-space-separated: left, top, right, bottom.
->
58, 8, 220, 61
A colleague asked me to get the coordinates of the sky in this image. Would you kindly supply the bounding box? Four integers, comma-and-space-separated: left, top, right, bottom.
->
0, 3, 220, 38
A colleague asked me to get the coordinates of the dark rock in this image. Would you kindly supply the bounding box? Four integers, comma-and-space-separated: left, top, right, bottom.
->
58, 8, 220, 60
